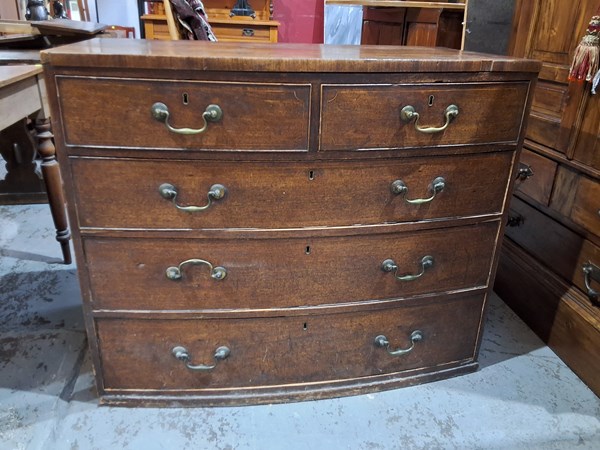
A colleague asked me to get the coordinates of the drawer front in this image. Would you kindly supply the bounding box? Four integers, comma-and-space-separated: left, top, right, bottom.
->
507, 197, 600, 300
571, 175, 600, 237
56, 76, 310, 151
71, 152, 513, 229
515, 148, 557, 206
84, 222, 498, 310
320, 82, 529, 151
505, 196, 583, 282
212, 23, 273, 42
96, 294, 484, 391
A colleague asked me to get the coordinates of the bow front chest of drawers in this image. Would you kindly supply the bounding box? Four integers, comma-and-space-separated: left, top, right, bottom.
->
41, 39, 539, 406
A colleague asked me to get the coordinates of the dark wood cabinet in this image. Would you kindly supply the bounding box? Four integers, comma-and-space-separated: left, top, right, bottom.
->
495, 0, 600, 396
42, 39, 538, 406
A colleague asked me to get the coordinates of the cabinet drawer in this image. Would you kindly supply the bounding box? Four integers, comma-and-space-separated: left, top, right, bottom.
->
571, 175, 600, 237
211, 23, 273, 42
515, 148, 557, 206
84, 221, 498, 310
320, 82, 529, 150
56, 76, 310, 151
506, 197, 600, 303
506, 196, 583, 282
71, 152, 513, 229
96, 293, 483, 391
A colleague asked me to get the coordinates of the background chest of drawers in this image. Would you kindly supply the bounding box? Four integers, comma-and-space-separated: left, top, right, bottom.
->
494, 0, 600, 397
42, 39, 538, 406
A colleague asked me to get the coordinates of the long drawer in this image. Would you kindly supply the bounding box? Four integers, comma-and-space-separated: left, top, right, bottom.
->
71, 152, 513, 229
320, 82, 529, 150
84, 221, 498, 311
96, 293, 484, 391
55, 76, 311, 151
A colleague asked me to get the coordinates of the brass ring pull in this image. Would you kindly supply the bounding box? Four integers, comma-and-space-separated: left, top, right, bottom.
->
151, 102, 223, 135
583, 262, 599, 306
401, 104, 459, 134
165, 259, 227, 281
381, 256, 434, 282
391, 177, 445, 205
172, 345, 230, 371
158, 183, 226, 212
375, 330, 423, 356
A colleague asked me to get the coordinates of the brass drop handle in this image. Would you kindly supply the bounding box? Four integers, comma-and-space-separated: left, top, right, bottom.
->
172, 345, 230, 371
583, 262, 599, 306
382, 256, 434, 282
391, 177, 445, 204
401, 104, 459, 134
375, 330, 423, 356
166, 259, 227, 281
159, 183, 226, 212
151, 102, 223, 135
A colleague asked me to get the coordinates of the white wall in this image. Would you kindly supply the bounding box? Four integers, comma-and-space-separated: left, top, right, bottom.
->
94, 0, 141, 38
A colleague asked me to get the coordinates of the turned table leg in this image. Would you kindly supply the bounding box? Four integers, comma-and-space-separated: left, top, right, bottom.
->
35, 119, 72, 264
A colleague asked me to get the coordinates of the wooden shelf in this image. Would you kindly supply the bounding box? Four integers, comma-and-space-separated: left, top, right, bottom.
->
325, 1, 466, 10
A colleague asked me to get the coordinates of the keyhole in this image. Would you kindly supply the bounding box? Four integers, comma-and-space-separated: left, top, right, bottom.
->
305, 245, 311, 255
303, 322, 308, 330
182, 93, 189, 105
428, 95, 435, 107
308, 170, 316, 180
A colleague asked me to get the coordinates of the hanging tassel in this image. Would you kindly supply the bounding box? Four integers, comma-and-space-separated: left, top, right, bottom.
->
568, 14, 600, 82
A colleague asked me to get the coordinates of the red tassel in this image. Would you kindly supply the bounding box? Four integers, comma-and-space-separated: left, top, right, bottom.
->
569, 15, 600, 82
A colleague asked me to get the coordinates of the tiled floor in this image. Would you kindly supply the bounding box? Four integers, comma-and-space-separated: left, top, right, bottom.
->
1, 204, 599, 450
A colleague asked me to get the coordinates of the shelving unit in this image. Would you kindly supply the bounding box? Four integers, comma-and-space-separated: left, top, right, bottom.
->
139, 0, 279, 42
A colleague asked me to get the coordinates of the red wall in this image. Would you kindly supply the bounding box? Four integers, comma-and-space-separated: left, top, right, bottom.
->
273, 0, 324, 43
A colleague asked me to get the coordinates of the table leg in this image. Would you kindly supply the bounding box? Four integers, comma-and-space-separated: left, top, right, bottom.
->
35, 119, 72, 265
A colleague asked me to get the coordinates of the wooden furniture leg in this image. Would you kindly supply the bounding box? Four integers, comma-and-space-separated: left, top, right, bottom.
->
35, 119, 71, 264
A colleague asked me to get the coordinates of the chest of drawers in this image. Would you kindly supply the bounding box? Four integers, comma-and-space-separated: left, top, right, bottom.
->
41, 39, 539, 406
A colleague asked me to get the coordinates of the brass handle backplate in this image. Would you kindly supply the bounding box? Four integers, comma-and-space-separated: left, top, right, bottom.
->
159, 183, 226, 212
381, 256, 434, 282
401, 104, 458, 134
583, 262, 600, 306
172, 345, 230, 371
391, 177, 445, 204
151, 102, 222, 135
375, 330, 423, 356
166, 258, 227, 281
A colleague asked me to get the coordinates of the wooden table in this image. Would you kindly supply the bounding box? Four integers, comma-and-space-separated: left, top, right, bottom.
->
0, 65, 71, 264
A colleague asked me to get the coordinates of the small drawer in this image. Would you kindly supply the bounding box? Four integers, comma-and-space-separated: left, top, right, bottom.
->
320, 82, 530, 151
212, 23, 273, 42
96, 293, 484, 392
71, 151, 513, 229
514, 148, 557, 206
84, 221, 498, 311
56, 76, 310, 151
571, 175, 600, 237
